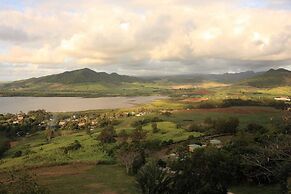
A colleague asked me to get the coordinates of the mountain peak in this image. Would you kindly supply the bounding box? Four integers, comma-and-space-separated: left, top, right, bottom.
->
241, 68, 291, 87
267, 68, 290, 73
5, 68, 140, 85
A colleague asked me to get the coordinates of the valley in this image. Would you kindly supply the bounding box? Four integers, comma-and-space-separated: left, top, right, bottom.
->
0, 68, 290, 194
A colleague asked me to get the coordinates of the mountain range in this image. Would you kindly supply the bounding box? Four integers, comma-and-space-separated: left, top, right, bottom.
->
3, 68, 140, 87
0, 68, 290, 96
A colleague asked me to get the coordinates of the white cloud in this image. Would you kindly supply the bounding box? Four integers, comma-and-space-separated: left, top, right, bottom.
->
0, 0, 290, 79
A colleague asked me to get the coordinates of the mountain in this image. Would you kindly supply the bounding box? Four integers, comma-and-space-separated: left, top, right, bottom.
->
3, 68, 141, 87
146, 71, 260, 83
240, 68, 291, 87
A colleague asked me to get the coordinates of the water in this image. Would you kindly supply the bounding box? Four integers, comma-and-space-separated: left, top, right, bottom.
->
0, 96, 167, 113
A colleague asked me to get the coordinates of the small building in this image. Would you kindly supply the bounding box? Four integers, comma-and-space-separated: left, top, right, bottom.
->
274, 97, 291, 102
59, 121, 66, 126
188, 144, 203, 152
210, 139, 222, 148
17, 115, 24, 121
13, 121, 19, 124
78, 122, 86, 127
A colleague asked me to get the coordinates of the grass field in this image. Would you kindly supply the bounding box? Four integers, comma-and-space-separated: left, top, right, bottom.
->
0, 132, 111, 169
142, 121, 202, 142
16, 163, 281, 194
37, 164, 138, 194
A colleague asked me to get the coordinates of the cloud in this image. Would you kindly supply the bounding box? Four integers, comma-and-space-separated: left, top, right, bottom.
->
0, 0, 290, 79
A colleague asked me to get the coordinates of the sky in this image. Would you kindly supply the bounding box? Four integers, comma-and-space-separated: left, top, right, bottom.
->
0, 0, 291, 81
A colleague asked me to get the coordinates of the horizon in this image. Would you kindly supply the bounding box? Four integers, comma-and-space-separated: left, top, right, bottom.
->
1, 66, 290, 82
0, 0, 291, 81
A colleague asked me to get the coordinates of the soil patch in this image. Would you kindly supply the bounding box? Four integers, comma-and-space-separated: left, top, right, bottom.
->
31, 163, 94, 177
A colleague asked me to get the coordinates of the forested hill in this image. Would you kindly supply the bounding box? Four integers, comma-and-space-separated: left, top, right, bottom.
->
240, 68, 291, 87
3, 68, 141, 87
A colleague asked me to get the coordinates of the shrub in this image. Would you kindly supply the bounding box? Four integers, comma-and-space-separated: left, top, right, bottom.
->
98, 125, 116, 144
151, 122, 160, 133
4, 170, 50, 194
0, 141, 10, 157
131, 127, 147, 143
246, 123, 267, 134
136, 161, 172, 194
213, 117, 239, 134
198, 102, 217, 108
187, 123, 204, 132
13, 150, 22, 158
63, 140, 82, 154
144, 140, 162, 150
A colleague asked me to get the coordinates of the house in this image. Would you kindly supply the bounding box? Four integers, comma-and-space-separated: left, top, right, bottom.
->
274, 97, 291, 102
210, 139, 222, 148
78, 122, 86, 127
136, 112, 146, 117
17, 114, 24, 121
188, 144, 203, 152
59, 121, 66, 126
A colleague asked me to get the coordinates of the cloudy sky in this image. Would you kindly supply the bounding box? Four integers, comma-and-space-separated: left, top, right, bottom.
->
0, 0, 291, 81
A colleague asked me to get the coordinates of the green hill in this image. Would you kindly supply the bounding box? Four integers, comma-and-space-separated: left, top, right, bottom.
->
240, 68, 291, 88
4, 68, 140, 86
0, 69, 163, 97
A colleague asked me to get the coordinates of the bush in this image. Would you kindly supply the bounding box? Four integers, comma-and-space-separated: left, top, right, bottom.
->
187, 123, 204, 132
198, 102, 217, 108
161, 139, 174, 146
213, 117, 239, 134
246, 123, 267, 134
63, 140, 82, 154
98, 125, 116, 144
144, 140, 162, 150
136, 161, 172, 194
13, 150, 22, 158
222, 99, 259, 107
151, 122, 160, 133
4, 170, 50, 194
176, 123, 181, 129
0, 141, 10, 157
131, 127, 147, 143
184, 104, 194, 109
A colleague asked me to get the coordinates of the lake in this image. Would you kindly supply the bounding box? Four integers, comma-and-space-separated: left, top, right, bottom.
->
0, 96, 167, 113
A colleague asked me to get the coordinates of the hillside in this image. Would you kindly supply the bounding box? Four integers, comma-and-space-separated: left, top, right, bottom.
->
0, 69, 164, 97
240, 68, 291, 88
3, 68, 140, 87
146, 71, 260, 83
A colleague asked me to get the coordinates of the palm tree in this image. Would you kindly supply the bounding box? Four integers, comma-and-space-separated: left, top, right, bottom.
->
136, 161, 172, 194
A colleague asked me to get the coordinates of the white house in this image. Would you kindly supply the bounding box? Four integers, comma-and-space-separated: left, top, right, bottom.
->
274, 97, 290, 102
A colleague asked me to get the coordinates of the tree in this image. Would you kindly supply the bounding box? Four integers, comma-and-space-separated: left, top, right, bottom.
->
136, 161, 172, 194
118, 129, 129, 143
0, 139, 10, 158
98, 125, 116, 143
4, 170, 50, 194
46, 128, 54, 141
246, 123, 267, 134
171, 147, 236, 194
131, 126, 147, 143
214, 117, 239, 134
117, 144, 144, 174
151, 122, 159, 133
241, 135, 291, 194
